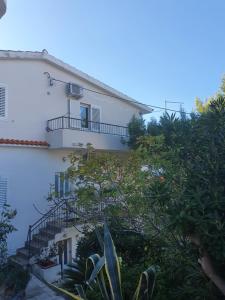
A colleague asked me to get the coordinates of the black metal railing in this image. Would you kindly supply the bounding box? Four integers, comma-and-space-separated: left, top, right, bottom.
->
27, 200, 71, 258
26, 198, 116, 258
47, 116, 129, 137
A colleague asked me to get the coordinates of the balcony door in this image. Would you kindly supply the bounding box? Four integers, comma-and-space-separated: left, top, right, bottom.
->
80, 104, 90, 129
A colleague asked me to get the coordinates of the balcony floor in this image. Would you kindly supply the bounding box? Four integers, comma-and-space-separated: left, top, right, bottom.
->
46, 128, 128, 152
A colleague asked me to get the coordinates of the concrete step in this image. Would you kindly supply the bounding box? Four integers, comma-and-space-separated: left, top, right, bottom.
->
39, 228, 59, 239
46, 221, 63, 230
45, 225, 63, 234
9, 254, 29, 268
24, 240, 43, 256
32, 234, 49, 246
17, 247, 29, 259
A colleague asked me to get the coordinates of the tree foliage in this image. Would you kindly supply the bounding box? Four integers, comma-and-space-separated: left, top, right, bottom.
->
65, 88, 225, 298
62, 224, 155, 300
194, 75, 225, 113
0, 205, 16, 266
127, 115, 146, 149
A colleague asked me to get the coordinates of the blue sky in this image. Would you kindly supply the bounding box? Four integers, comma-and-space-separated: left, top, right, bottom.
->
1, 0, 225, 120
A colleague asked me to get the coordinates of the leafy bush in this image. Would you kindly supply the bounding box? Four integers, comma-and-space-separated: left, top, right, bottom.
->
0, 262, 30, 294
63, 93, 225, 299
61, 224, 155, 300
128, 115, 146, 149
0, 205, 16, 265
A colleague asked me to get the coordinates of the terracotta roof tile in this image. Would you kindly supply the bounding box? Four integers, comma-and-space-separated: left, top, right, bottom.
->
0, 138, 49, 147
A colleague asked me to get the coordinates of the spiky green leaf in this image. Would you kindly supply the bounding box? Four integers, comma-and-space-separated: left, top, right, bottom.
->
133, 266, 156, 300
104, 223, 123, 300
85, 253, 110, 299
75, 284, 87, 300
86, 256, 105, 286
49, 284, 84, 300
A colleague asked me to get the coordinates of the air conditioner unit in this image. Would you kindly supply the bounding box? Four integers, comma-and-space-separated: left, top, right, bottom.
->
67, 83, 83, 99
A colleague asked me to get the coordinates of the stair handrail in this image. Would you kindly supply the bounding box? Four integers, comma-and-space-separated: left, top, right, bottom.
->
27, 198, 70, 259
30, 199, 67, 232
26, 196, 115, 260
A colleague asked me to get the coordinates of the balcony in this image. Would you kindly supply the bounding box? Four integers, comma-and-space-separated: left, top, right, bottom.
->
46, 116, 129, 151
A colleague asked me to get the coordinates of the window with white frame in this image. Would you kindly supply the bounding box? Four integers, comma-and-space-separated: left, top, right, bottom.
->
0, 176, 8, 208
0, 85, 7, 119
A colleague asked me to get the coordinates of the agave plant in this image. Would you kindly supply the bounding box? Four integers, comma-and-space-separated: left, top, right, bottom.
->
54, 223, 156, 300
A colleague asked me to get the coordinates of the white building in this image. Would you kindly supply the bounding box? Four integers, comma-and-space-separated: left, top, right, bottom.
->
0, 0, 6, 19
0, 49, 151, 273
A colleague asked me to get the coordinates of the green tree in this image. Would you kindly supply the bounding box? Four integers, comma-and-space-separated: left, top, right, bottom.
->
195, 97, 212, 113
0, 205, 16, 266
64, 93, 225, 299
66, 142, 216, 299
221, 75, 225, 94
127, 115, 146, 149
195, 75, 225, 113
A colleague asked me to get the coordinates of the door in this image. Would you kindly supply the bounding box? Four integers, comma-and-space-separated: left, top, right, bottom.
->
63, 240, 68, 265
58, 238, 71, 266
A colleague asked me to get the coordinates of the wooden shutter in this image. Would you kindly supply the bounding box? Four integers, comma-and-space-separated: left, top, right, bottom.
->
0, 87, 6, 118
0, 177, 8, 208
91, 107, 100, 131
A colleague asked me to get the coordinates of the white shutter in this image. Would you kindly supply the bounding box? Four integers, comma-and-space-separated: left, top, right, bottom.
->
69, 99, 81, 129
0, 177, 8, 208
0, 86, 6, 118
91, 107, 100, 131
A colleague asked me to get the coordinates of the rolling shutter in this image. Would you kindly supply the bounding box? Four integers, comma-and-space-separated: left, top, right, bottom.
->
0, 86, 6, 118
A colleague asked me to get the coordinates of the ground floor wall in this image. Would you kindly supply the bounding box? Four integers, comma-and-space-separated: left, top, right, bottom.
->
54, 225, 84, 264
0, 146, 73, 254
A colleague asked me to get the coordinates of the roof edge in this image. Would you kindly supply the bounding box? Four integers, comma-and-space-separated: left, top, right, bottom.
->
0, 49, 152, 114
0, 138, 49, 147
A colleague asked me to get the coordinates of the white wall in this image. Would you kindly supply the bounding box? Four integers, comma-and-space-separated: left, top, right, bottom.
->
54, 225, 84, 263
0, 59, 141, 142
47, 129, 129, 151
0, 146, 72, 253
0, 56, 142, 254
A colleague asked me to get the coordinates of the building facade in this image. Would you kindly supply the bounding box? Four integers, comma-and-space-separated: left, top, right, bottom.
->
0, 50, 151, 270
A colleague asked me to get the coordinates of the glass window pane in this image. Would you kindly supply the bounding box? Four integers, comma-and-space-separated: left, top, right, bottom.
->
80, 105, 89, 128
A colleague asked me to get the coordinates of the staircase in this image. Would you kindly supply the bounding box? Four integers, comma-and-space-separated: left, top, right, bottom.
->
10, 199, 81, 267
10, 198, 107, 268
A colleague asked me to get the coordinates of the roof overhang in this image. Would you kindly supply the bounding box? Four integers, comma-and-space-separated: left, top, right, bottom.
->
0, 49, 152, 114
0, 0, 6, 19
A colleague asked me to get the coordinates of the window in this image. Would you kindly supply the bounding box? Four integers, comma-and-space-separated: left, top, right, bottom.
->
80, 104, 90, 129
0, 86, 6, 119
55, 172, 70, 198
0, 176, 8, 208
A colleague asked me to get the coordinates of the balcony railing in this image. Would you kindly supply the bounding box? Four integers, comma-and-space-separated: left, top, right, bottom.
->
47, 116, 129, 137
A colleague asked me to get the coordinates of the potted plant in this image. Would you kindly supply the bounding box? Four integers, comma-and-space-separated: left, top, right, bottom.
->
37, 243, 58, 269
